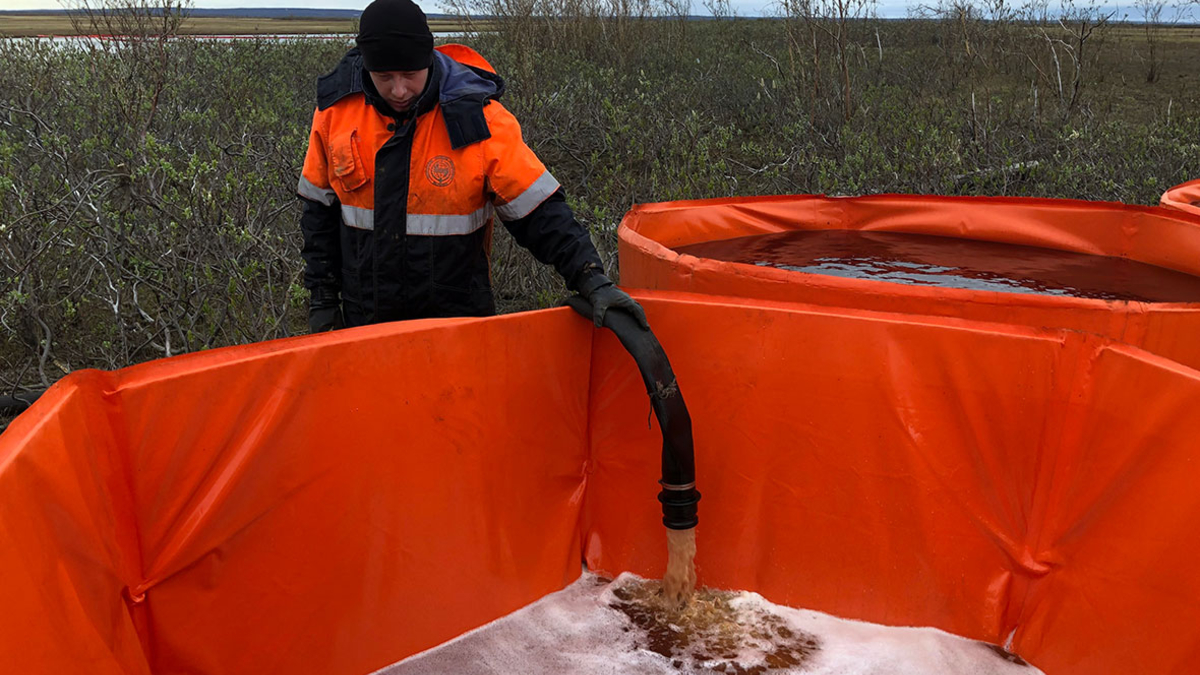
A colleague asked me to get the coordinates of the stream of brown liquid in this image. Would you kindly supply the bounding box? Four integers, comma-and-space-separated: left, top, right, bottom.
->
662, 527, 697, 605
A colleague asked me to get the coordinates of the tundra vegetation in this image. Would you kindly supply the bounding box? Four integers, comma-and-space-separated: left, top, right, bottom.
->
0, 0, 1198, 420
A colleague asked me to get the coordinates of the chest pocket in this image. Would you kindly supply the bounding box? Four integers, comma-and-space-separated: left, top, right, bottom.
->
331, 129, 370, 193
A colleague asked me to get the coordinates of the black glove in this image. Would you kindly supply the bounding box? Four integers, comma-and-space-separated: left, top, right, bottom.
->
308, 286, 344, 334
580, 273, 649, 330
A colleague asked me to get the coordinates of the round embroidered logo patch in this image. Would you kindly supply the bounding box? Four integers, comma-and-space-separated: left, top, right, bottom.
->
425, 156, 455, 188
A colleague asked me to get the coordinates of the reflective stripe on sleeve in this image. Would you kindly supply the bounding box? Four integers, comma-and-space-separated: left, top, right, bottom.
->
341, 204, 375, 230
406, 204, 492, 236
494, 171, 560, 221
298, 175, 337, 206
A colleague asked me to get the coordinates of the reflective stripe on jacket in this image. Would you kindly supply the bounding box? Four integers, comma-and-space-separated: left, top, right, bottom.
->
297, 45, 602, 324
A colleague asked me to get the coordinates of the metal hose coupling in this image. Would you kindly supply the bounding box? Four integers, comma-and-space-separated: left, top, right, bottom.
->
659, 481, 701, 531
566, 294, 700, 531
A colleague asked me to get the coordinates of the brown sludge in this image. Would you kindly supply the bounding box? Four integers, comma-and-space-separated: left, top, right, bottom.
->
609, 576, 821, 674
675, 230, 1200, 303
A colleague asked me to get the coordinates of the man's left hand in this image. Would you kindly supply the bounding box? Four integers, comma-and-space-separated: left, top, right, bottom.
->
586, 280, 649, 330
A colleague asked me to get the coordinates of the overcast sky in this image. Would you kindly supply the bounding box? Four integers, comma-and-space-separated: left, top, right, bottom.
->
0, 0, 1194, 20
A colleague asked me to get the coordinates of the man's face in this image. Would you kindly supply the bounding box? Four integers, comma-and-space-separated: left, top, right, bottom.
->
369, 68, 429, 112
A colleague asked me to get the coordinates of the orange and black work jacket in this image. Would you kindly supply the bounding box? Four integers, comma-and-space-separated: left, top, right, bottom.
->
297, 45, 604, 325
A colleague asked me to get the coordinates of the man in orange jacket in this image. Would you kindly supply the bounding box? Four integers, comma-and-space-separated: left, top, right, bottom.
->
297, 0, 647, 332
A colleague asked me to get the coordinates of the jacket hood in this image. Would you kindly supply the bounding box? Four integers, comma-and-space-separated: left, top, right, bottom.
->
434, 50, 504, 106
432, 51, 504, 149
316, 47, 504, 149
316, 48, 504, 110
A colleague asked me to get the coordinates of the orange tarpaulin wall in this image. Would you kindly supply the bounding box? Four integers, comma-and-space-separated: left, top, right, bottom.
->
1162, 179, 1200, 218
587, 294, 1200, 675
617, 194, 1200, 370
3, 295, 1200, 675
0, 313, 594, 675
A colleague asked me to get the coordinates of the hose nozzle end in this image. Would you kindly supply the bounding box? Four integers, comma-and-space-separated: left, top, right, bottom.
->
658, 486, 701, 530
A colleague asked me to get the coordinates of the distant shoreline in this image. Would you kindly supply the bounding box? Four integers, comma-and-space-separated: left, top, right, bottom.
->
0, 14, 484, 37
0, 8, 365, 18
0, 9, 1196, 37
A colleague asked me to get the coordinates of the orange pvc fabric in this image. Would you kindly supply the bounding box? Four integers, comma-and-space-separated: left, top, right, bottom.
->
617, 193, 1200, 369
0, 372, 149, 675
584, 293, 1200, 675
0, 312, 593, 675
3, 295, 1200, 675
1161, 179, 1200, 218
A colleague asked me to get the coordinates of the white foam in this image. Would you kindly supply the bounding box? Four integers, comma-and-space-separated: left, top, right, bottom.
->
374, 573, 1041, 675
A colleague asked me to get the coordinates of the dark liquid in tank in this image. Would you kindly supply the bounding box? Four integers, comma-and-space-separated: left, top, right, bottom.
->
675, 230, 1200, 303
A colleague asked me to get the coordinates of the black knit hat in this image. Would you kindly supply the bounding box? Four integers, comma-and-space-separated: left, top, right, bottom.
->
356, 0, 435, 72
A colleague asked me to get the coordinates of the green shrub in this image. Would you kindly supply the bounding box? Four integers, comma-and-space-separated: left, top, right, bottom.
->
1, 8, 1198, 400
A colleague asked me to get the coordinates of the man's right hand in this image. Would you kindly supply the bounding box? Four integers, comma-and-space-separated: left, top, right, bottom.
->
308, 287, 344, 333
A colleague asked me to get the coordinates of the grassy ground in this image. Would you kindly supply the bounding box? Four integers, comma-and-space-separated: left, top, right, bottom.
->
1058, 23, 1200, 112
0, 13, 1197, 423
0, 14, 474, 37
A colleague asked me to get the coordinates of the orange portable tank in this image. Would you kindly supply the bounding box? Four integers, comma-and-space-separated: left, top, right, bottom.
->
1161, 179, 1200, 218
2, 199, 1200, 675
618, 193, 1200, 370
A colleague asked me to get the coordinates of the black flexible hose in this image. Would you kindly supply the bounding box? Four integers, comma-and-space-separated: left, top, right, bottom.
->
566, 296, 700, 530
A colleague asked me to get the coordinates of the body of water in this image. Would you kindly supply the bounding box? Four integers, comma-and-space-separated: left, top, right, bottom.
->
0, 31, 467, 45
